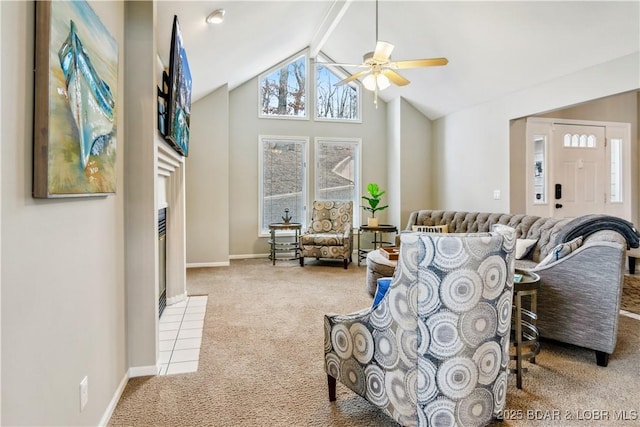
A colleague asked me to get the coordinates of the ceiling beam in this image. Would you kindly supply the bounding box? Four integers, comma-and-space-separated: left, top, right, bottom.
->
309, 0, 353, 59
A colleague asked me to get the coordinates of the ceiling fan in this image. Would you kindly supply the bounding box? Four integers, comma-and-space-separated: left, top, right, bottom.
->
318, 0, 448, 105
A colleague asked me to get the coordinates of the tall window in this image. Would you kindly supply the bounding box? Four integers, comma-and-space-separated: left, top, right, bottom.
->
259, 136, 308, 235
315, 138, 361, 226
315, 54, 361, 122
259, 54, 307, 119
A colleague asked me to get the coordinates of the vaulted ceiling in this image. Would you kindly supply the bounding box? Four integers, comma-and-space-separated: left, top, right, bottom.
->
156, 1, 640, 120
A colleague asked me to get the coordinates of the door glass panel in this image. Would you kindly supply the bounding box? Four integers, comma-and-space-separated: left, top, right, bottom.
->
610, 138, 622, 203
533, 135, 546, 204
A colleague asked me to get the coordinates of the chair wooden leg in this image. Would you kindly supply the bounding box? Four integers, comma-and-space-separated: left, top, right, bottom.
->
327, 375, 337, 401
299, 256, 304, 266
343, 259, 348, 269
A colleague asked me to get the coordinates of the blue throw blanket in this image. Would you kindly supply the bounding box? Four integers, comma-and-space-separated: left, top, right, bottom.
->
556, 214, 640, 249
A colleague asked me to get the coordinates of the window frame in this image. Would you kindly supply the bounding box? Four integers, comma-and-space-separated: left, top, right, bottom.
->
258, 135, 309, 237
257, 52, 309, 121
314, 137, 362, 227
313, 53, 362, 123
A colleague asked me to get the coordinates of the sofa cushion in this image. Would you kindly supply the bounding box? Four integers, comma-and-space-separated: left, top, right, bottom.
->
300, 233, 347, 246
516, 238, 538, 259
537, 236, 583, 267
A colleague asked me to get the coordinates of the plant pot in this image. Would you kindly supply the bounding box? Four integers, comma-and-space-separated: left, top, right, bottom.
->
367, 217, 378, 227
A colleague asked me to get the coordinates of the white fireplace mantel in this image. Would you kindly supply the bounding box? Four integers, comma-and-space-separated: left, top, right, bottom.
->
156, 138, 187, 306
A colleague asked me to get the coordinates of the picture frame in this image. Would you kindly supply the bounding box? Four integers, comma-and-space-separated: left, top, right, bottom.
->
33, 0, 118, 198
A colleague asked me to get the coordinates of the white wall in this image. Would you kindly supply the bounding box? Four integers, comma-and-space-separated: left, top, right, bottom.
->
187, 85, 230, 266
434, 53, 640, 213
399, 98, 432, 228
1, 1, 127, 425
0, 2, 3, 421
228, 76, 389, 257
387, 99, 402, 228
387, 98, 433, 230
123, 0, 158, 375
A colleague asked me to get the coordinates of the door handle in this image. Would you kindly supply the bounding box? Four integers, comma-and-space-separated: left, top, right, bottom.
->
555, 203, 563, 209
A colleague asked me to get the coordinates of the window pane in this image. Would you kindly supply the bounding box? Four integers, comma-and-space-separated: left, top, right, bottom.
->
261, 139, 306, 232
316, 64, 360, 121
533, 136, 546, 204
316, 139, 360, 226
259, 55, 306, 118
610, 138, 622, 203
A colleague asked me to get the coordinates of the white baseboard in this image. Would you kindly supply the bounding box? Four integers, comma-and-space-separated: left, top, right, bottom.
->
186, 261, 230, 268
128, 364, 158, 378
99, 371, 129, 426
229, 253, 269, 260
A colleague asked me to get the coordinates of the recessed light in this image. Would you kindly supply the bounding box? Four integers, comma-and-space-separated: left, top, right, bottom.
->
206, 9, 225, 24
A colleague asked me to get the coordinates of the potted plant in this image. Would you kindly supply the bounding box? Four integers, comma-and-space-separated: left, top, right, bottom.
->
362, 183, 388, 227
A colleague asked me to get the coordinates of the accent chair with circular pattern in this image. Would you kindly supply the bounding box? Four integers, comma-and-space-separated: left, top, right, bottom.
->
324, 226, 516, 426
300, 201, 353, 269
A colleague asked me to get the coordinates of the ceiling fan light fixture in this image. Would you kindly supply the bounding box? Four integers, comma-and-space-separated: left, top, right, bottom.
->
362, 74, 377, 91
362, 73, 390, 91
206, 9, 225, 24
377, 73, 391, 90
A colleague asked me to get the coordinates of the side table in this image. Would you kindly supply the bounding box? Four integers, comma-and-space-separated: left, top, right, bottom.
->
510, 268, 541, 389
357, 224, 398, 265
268, 223, 302, 265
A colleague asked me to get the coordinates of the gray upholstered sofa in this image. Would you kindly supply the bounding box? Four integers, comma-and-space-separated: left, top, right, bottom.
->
405, 210, 640, 367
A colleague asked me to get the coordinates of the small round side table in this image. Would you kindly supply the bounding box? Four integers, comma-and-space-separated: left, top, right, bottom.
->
510, 268, 541, 389
268, 222, 302, 265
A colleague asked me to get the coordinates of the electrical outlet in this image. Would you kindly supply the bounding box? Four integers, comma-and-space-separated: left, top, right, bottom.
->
79, 376, 88, 412
493, 190, 501, 200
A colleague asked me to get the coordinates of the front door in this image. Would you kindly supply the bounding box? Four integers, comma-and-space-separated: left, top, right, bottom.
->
552, 123, 606, 218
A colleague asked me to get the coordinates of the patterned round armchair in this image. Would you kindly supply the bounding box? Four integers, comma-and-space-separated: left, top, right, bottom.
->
324, 226, 516, 426
300, 201, 353, 269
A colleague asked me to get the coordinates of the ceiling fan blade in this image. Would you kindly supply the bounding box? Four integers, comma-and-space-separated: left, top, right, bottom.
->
392, 57, 449, 69
335, 70, 370, 86
373, 41, 394, 62
383, 69, 410, 86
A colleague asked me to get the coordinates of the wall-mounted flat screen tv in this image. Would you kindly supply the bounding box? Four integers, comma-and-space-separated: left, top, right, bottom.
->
164, 15, 191, 156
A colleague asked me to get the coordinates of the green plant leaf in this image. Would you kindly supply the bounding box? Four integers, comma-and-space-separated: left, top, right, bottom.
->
362, 182, 388, 217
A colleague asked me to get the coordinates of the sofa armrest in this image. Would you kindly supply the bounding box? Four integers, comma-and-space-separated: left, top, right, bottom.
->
581, 229, 627, 246
405, 211, 420, 230
528, 241, 624, 354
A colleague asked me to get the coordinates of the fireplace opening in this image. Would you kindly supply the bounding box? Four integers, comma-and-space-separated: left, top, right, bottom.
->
158, 207, 167, 318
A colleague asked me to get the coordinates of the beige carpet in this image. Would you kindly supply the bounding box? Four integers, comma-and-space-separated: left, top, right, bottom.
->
109, 260, 640, 426
621, 274, 640, 314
